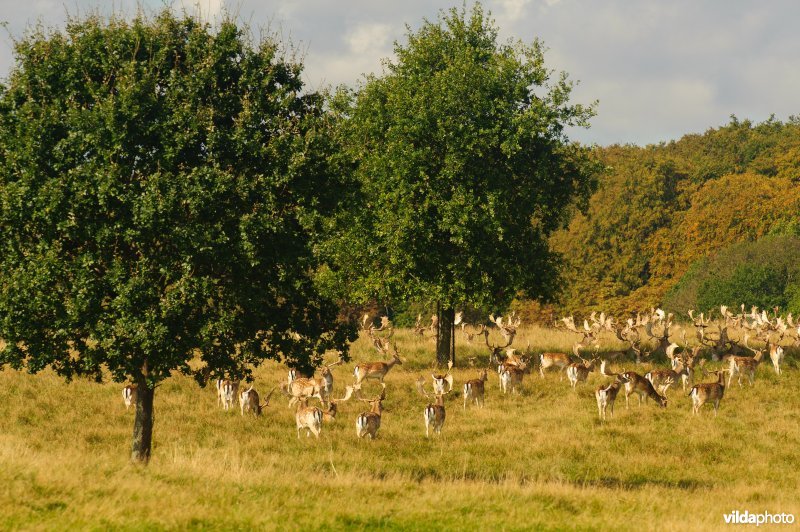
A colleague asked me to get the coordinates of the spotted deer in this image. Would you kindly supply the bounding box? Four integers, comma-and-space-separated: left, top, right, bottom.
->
463, 369, 488, 409
727, 334, 765, 387
566, 351, 599, 388
355, 384, 386, 439
295, 398, 324, 438
416, 377, 451, 437
239, 386, 277, 417
499, 362, 526, 394
122, 384, 138, 410
432, 360, 454, 395
539, 346, 573, 380
216, 379, 240, 411
353, 341, 403, 386
281, 377, 324, 407
595, 361, 629, 420
620, 370, 668, 409
688, 364, 727, 416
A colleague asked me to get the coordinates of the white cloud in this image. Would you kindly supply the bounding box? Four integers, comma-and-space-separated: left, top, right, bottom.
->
346, 23, 393, 55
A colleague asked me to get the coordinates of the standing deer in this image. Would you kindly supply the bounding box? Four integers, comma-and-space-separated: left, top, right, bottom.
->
216, 379, 240, 411
539, 344, 574, 379
295, 398, 324, 438
463, 369, 488, 409
416, 376, 451, 437
353, 341, 403, 387
566, 350, 599, 388
239, 386, 277, 417
122, 384, 138, 410
620, 370, 668, 409
499, 362, 526, 394
432, 360, 454, 395
595, 361, 629, 420
688, 364, 728, 416
727, 334, 765, 387
355, 384, 387, 439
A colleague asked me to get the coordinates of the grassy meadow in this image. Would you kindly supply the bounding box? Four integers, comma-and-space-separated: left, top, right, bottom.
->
1, 326, 799, 530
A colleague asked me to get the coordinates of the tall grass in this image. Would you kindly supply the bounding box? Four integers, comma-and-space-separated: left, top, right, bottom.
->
1, 327, 798, 529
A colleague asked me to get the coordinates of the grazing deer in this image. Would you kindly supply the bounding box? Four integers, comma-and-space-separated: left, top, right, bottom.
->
688, 364, 727, 416
539, 345, 574, 379
295, 398, 324, 438
353, 341, 403, 386
727, 334, 765, 387
122, 384, 138, 410
620, 370, 668, 409
566, 355, 598, 388
281, 377, 324, 407
645, 356, 690, 394
595, 362, 629, 420
499, 362, 525, 394
416, 377, 451, 437
432, 360, 454, 395
463, 369, 488, 409
355, 384, 386, 439
216, 379, 240, 411
240, 386, 277, 417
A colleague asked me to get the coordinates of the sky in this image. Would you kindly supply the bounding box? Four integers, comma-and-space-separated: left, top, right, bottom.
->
1, 0, 798, 146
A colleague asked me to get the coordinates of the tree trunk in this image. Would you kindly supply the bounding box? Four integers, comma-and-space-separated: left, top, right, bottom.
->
437, 306, 455, 367
131, 378, 154, 464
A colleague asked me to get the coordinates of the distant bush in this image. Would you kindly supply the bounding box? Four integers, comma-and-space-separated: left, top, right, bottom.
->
664, 235, 800, 315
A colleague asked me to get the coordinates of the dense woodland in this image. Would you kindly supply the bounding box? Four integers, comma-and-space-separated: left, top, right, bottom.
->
548, 117, 800, 317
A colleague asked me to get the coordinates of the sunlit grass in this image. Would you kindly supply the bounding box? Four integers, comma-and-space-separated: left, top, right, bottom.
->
1, 326, 798, 529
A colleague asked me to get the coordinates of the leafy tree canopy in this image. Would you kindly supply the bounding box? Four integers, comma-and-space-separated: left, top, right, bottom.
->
322, 4, 598, 313
0, 11, 353, 460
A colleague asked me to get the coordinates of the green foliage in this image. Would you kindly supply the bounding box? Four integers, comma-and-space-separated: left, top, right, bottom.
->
552, 118, 800, 314
0, 11, 354, 385
323, 4, 598, 312
663, 236, 800, 315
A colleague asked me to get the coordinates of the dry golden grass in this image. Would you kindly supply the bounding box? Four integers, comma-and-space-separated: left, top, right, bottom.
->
1, 326, 798, 529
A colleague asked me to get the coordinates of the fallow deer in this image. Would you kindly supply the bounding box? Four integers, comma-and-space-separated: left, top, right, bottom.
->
595, 361, 629, 420
463, 369, 488, 409
688, 364, 727, 416
727, 334, 765, 387
216, 379, 240, 411
499, 362, 525, 394
620, 370, 668, 409
122, 384, 138, 410
239, 386, 277, 417
281, 377, 324, 407
355, 384, 386, 439
432, 360, 454, 395
566, 352, 599, 388
353, 341, 403, 387
416, 376, 451, 437
295, 398, 324, 438
539, 346, 573, 380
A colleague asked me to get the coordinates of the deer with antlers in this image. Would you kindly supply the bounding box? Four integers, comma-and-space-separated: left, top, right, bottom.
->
620, 369, 668, 409
595, 360, 629, 420
432, 360, 454, 395
726, 333, 766, 387
355, 384, 387, 440
288, 358, 344, 405
688, 362, 728, 416
354, 339, 403, 387
482, 326, 515, 367
645, 343, 692, 394
463, 369, 488, 409
566, 344, 599, 388
416, 376, 452, 437
240, 386, 277, 417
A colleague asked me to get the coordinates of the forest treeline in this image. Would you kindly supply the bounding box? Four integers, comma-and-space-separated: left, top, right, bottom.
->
548, 116, 800, 317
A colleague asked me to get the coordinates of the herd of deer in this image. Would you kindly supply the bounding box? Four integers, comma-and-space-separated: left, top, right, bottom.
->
120, 305, 794, 439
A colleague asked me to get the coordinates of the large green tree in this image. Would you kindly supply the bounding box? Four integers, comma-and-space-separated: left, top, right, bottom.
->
324, 5, 597, 363
0, 12, 352, 462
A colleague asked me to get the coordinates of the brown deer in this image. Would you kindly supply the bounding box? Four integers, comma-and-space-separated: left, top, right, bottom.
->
355, 384, 386, 439
216, 379, 240, 411
727, 334, 765, 387
239, 386, 277, 417
463, 369, 488, 409
432, 360, 454, 395
295, 398, 324, 438
595, 361, 629, 420
688, 364, 727, 416
620, 370, 668, 409
353, 341, 403, 386
539, 349, 571, 380
499, 362, 526, 394
122, 384, 138, 410
416, 376, 451, 437
566, 346, 599, 388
